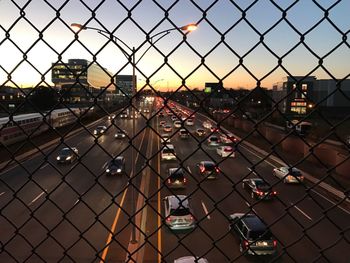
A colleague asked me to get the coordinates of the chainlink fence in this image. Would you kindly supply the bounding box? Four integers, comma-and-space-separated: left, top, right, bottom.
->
1, 0, 350, 262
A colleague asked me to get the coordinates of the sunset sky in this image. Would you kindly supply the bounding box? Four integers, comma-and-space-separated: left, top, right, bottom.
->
0, 0, 349, 91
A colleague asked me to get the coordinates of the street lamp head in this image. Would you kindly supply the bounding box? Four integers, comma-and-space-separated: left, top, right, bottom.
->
180, 23, 197, 32
71, 23, 86, 32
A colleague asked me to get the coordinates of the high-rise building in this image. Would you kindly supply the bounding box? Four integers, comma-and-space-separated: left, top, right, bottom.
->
51, 59, 113, 102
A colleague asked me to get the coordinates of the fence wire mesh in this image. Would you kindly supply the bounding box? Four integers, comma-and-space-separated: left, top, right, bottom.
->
0, 0, 350, 262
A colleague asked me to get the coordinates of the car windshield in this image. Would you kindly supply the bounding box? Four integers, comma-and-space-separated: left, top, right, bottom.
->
170, 169, 184, 180
204, 163, 215, 170
163, 148, 175, 154
171, 208, 191, 217
291, 170, 302, 176
250, 230, 272, 240
60, 149, 72, 156
210, 137, 218, 141
110, 159, 122, 166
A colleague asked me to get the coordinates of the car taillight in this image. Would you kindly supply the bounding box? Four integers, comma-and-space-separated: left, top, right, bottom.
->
200, 167, 205, 173
224, 147, 232, 152
273, 191, 277, 195
215, 167, 220, 173
166, 217, 172, 223
273, 240, 277, 247
167, 179, 171, 184
183, 178, 187, 183
256, 191, 263, 196
243, 240, 249, 248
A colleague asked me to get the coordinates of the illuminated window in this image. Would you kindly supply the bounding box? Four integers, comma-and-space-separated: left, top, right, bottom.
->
302, 84, 308, 90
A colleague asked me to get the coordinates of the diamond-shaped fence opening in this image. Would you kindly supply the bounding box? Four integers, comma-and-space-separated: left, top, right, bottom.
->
0, 1, 350, 262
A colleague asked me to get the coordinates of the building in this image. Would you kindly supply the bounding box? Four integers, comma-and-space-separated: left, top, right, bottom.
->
116, 75, 136, 98
272, 76, 316, 116
51, 59, 113, 102
204, 82, 234, 109
273, 76, 350, 117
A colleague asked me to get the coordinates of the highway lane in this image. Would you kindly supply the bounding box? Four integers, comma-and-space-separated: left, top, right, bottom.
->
150, 109, 350, 263
0, 107, 153, 262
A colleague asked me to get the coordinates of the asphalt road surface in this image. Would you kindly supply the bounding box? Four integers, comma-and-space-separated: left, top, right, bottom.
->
1, 100, 349, 263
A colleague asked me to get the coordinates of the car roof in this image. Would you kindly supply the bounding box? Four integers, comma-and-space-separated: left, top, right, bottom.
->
167, 195, 189, 208
241, 215, 267, 231
201, 161, 215, 166
174, 256, 209, 263
168, 167, 184, 174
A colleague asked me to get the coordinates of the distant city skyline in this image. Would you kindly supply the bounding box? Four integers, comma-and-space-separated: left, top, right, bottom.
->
0, 0, 349, 90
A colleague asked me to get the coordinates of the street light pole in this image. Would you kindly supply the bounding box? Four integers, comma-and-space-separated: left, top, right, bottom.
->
131, 47, 137, 243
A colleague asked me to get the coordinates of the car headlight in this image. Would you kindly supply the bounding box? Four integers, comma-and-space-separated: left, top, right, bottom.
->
56, 156, 60, 160
66, 156, 71, 160
117, 169, 122, 173
94, 130, 97, 134
122, 134, 125, 137
106, 169, 110, 173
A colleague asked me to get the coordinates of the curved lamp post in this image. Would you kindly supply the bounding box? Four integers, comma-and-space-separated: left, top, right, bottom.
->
71, 22, 197, 245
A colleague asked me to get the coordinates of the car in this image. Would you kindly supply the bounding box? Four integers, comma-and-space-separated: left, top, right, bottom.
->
220, 133, 238, 144
242, 178, 277, 200
161, 144, 176, 161
174, 121, 182, 128
210, 125, 220, 133
104, 156, 126, 175
160, 133, 171, 144
229, 213, 277, 256
185, 118, 194, 126
114, 130, 127, 139
108, 114, 116, 120
143, 109, 150, 113
163, 124, 172, 133
163, 195, 195, 231
216, 145, 235, 157
56, 147, 79, 164
207, 135, 220, 146
273, 166, 304, 183
120, 111, 128, 118
195, 128, 206, 137
159, 120, 166, 127
129, 112, 139, 119
202, 120, 212, 129
94, 126, 107, 135
165, 167, 187, 189
197, 161, 220, 179
174, 256, 209, 263
159, 112, 164, 118
179, 129, 190, 139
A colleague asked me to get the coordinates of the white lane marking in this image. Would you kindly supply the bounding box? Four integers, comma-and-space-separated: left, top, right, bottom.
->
201, 201, 211, 220
242, 146, 277, 168
0, 192, 5, 197
292, 204, 313, 221
247, 167, 257, 175
310, 189, 350, 216
245, 201, 258, 214
74, 199, 79, 205
187, 166, 192, 174
29, 190, 46, 205
40, 163, 49, 170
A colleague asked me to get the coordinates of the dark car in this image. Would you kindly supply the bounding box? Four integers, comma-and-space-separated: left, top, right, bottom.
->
165, 167, 187, 189
197, 161, 220, 179
229, 213, 277, 256
242, 178, 277, 200
56, 147, 79, 164
179, 129, 190, 139
114, 130, 128, 139
94, 126, 107, 135
104, 156, 126, 175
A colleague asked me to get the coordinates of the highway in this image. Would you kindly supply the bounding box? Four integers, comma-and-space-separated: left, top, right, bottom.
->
0, 98, 350, 262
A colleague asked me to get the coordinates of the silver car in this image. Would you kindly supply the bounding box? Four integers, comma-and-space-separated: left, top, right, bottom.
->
273, 166, 304, 183
174, 256, 209, 263
164, 195, 195, 231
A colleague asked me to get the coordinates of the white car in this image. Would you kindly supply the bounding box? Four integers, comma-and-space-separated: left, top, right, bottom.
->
185, 118, 194, 126
160, 134, 171, 144
216, 146, 235, 157
174, 121, 182, 128
202, 120, 212, 129
273, 167, 304, 183
161, 144, 176, 161
207, 135, 220, 146
163, 124, 172, 133
174, 256, 209, 263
